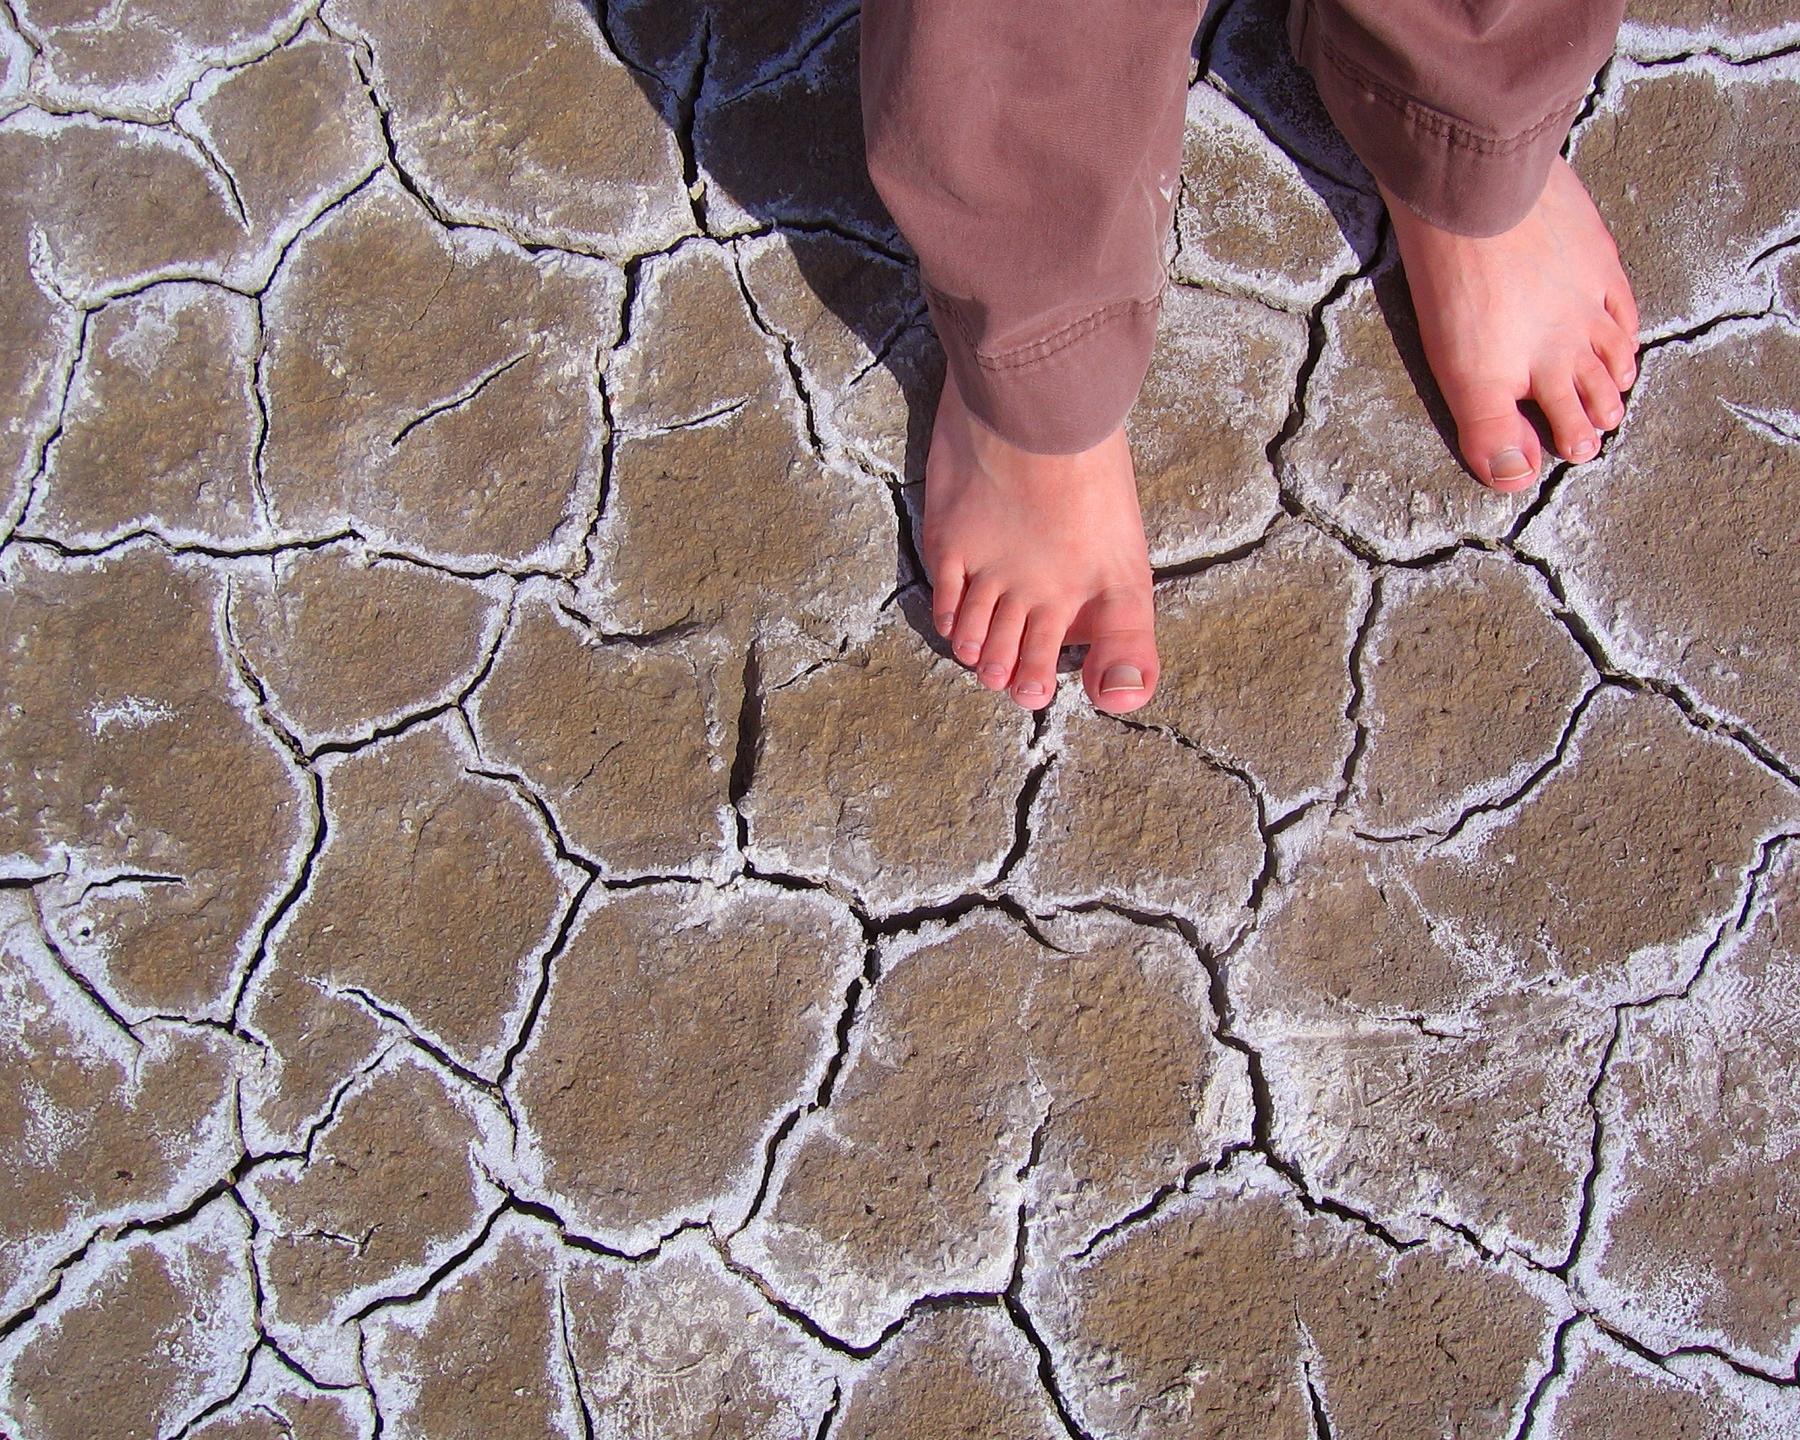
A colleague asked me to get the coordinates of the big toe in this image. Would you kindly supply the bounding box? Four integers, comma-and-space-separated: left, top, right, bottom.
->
1078, 584, 1159, 714
1447, 382, 1543, 492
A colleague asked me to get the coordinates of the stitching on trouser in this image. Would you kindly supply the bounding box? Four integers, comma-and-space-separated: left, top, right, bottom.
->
1315, 32, 1580, 155
924, 279, 1166, 372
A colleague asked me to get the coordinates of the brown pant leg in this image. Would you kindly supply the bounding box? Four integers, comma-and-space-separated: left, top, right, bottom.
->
1286, 0, 1625, 236
860, 0, 1203, 455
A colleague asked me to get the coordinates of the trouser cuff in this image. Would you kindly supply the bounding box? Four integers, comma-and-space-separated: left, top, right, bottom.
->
1287, 1, 1610, 237
921, 280, 1166, 456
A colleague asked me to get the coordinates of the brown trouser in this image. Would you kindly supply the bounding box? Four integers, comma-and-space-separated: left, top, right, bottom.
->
860, 0, 1625, 454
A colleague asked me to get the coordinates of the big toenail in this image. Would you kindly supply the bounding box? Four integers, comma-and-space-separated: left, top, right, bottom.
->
1099, 664, 1144, 694
1490, 448, 1532, 482
1015, 680, 1045, 698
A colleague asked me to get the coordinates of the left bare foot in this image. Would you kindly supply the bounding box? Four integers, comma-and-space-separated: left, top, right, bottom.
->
1382, 156, 1641, 492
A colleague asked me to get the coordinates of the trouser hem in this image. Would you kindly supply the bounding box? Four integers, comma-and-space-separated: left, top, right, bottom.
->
1287, 0, 1616, 237
922, 280, 1168, 455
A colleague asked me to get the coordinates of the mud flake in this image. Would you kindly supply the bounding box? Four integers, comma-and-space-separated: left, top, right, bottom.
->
467, 595, 735, 877
507, 881, 862, 1250
0, 545, 311, 1019
228, 543, 505, 751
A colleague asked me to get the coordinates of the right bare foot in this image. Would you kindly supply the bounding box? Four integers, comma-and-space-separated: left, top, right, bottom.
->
921, 369, 1159, 713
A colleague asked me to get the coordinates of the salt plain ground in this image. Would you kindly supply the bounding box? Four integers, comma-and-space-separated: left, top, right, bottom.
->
1, 0, 1799, 1436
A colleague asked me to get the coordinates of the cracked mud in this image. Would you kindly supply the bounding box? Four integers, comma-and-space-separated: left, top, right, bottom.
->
2, 1, 1798, 1436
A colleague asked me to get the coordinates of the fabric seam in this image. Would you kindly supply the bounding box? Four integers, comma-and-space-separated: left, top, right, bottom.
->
924, 279, 1167, 373
1315, 32, 1580, 155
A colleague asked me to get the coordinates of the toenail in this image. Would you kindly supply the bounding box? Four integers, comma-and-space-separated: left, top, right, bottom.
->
935, 612, 955, 634
1489, 448, 1532, 482
979, 662, 1006, 681
1099, 664, 1144, 694
1570, 435, 1598, 460
954, 641, 978, 662
1015, 680, 1045, 698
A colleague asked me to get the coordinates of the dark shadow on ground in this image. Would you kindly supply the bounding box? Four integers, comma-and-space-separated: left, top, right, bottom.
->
585, 0, 1486, 633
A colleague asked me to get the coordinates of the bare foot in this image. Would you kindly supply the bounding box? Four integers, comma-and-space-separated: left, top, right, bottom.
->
921, 368, 1158, 712
1382, 156, 1641, 491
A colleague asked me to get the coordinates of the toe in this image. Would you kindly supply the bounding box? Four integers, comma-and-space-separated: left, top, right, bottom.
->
1079, 584, 1159, 714
1573, 353, 1624, 434
948, 574, 1002, 667
1604, 279, 1640, 350
1593, 317, 1639, 394
1537, 373, 1601, 463
1443, 378, 1542, 492
1009, 606, 1070, 711
930, 556, 967, 639
976, 595, 1028, 691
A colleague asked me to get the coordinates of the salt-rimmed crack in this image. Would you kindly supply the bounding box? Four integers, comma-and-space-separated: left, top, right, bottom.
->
1548, 1010, 1624, 1281
612, 394, 752, 441
715, 1224, 1009, 1362
811, 1380, 844, 1440
2, 305, 88, 550
703, 2, 861, 109
1148, 510, 1284, 583
215, 580, 326, 1029
999, 1106, 1098, 1440
323, 15, 455, 232
1297, 1307, 1337, 1440
388, 350, 527, 447
733, 215, 915, 270
726, 637, 764, 864
1745, 227, 1800, 276
729, 242, 830, 462
1615, 36, 1800, 69
841, 293, 931, 391
331, 984, 496, 1095
261, 587, 514, 766
168, 112, 249, 226
1094, 708, 1284, 949
1587, 1314, 1800, 1390
343, 1203, 506, 1327
9, 521, 371, 563
670, 12, 713, 232
0, 1155, 270, 1344
1509, 1313, 1581, 1440
570, 346, 618, 585
1562, 55, 1615, 151
22, 882, 145, 1049
1503, 538, 1800, 793
1382, 681, 1605, 849
10, 0, 317, 125
274, 1039, 399, 1166
1638, 296, 1780, 352
556, 1281, 598, 1440
986, 752, 1056, 890
1329, 569, 1383, 811
1068, 1138, 1258, 1263
725, 937, 876, 1240
0, 0, 39, 62
489, 1187, 704, 1267
485, 873, 597, 1095
1720, 396, 1800, 447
